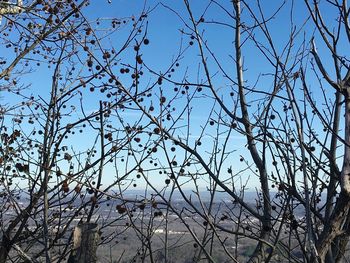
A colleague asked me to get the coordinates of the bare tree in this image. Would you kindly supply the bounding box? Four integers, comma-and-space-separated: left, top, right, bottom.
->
126, 0, 350, 262
0, 0, 152, 262
2, 0, 350, 263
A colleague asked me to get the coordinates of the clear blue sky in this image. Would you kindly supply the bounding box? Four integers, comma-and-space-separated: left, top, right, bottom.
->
2, 0, 348, 193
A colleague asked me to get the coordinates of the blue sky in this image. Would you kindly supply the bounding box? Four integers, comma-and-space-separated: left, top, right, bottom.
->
2, 0, 348, 194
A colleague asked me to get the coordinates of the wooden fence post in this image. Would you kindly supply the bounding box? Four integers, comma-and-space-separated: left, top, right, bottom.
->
69, 223, 100, 263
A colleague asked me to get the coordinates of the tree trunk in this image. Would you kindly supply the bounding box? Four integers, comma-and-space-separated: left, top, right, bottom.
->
316, 91, 350, 262
317, 192, 350, 262
0, 246, 9, 263
0, 236, 12, 263
69, 223, 100, 263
